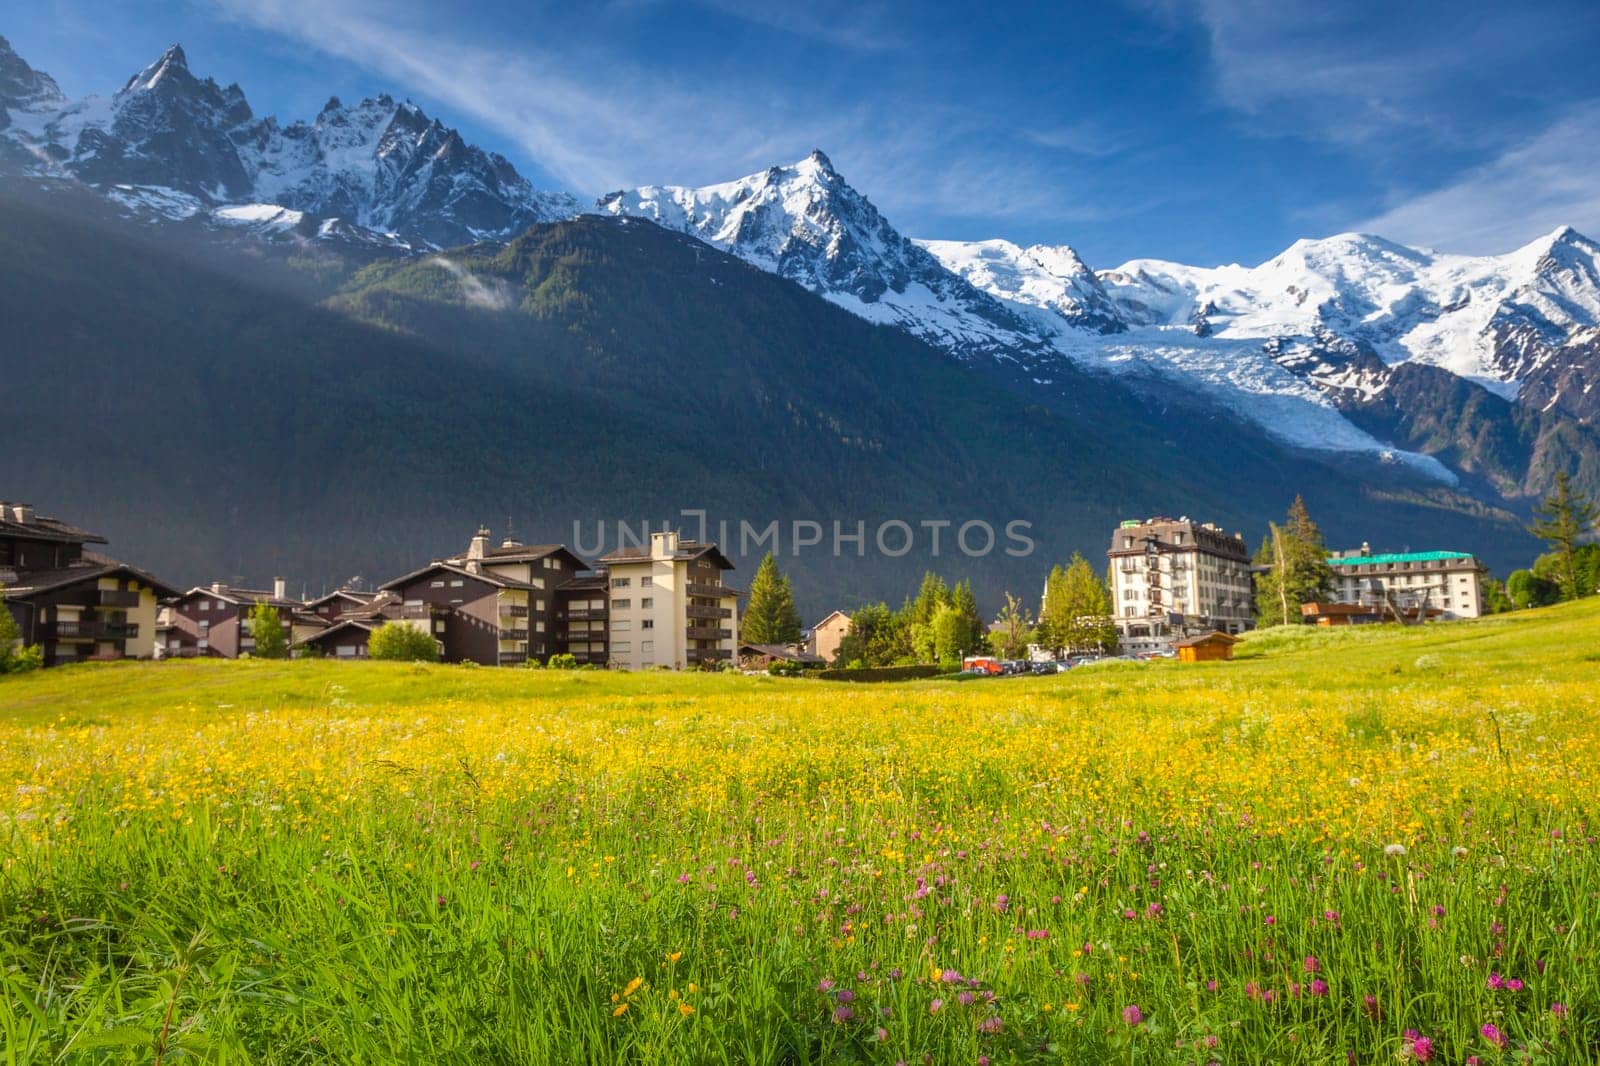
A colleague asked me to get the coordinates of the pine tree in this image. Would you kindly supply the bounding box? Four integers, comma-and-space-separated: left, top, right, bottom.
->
1254, 496, 1334, 626
1527, 472, 1600, 601
1037, 565, 1070, 654
742, 552, 803, 645
948, 579, 985, 656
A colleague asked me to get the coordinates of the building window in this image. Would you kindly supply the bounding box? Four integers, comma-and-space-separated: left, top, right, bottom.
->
612, 578, 630, 588
612, 621, 632, 632
641, 597, 653, 608
613, 599, 631, 610
450, 579, 464, 588
641, 576, 653, 588
535, 622, 545, 632
430, 580, 445, 588
434, 620, 446, 634
612, 641, 632, 653
199, 600, 210, 611
536, 599, 546, 611
642, 619, 654, 630
641, 640, 654, 654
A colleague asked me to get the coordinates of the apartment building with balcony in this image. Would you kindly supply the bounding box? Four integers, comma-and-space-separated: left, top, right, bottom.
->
555, 571, 610, 664
1, 501, 177, 666
1108, 516, 1255, 654
599, 531, 741, 670
164, 578, 320, 658
1325, 545, 1486, 619
377, 528, 588, 666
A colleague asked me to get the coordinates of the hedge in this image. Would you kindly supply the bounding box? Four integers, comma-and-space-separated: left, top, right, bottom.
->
814, 664, 949, 682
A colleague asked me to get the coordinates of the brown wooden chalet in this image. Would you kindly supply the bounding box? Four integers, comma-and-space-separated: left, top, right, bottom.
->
377, 529, 589, 666
1, 501, 177, 666
163, 578, 325, 658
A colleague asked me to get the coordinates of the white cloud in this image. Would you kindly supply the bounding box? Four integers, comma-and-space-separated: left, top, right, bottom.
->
1136, 0, 1579, 148
1355, 104, 1600, 253
208, 0, 822, 194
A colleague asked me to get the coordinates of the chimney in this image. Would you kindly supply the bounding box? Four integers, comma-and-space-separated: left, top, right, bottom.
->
273, 576, 286, 601
1361, 541, 1371, 556
652, 530, 678, 558
12, 504, 32, 524
468, 527, 490, 560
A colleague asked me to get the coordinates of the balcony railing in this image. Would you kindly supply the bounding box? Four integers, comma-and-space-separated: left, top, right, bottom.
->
501, 604, 530, 618
685, 625, 732, 640
685, 582, 728, 598
566, 608, 607, 621
499, 626, 529, 640
686, 605, 732, 621
98, 589, 142, 608
498, 652, 528, 664
45, 620, 139, 640
686, 648, 732, 663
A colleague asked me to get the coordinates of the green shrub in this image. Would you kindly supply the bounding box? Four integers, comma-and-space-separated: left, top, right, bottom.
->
547, 653, 578, 670
368, 623, 440, 662
5, 644, 43, 674
767, 659, 804, 677
815, 664, 946, 683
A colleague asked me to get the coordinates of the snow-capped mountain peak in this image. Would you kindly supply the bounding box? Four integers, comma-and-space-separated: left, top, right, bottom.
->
598, 150, 1054, 360
917, 237, 1124, 333
0, 39, 577, 248
0, 34, 67, 124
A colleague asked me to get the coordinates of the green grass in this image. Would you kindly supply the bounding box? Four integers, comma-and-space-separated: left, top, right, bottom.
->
1, 601, 1598, 1063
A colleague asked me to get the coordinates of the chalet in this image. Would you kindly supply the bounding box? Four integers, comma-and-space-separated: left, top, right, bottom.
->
304, 588, 377, 622
807, 610, 852, 664
164, 579, 323, 658
292, 592, 424, 659
377, 529, 589, 666
738, 642, 826, 670
1, 501, 177, 666
1174, 630, 1239, 662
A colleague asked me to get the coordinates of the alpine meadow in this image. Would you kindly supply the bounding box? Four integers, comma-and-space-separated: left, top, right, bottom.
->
4, 602, 1599, 1063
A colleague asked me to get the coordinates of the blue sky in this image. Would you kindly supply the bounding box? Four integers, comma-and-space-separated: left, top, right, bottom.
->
8, 0, 1600, 266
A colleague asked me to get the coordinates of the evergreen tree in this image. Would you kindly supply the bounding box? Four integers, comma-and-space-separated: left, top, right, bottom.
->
903, 572, 950, 662
249, 602, 289, 659
948, 579, 986, 656
1254, 496, 1334, 626
1527, 472, 1600, 601
1037, 565, 1070, 654
742, 552, 803, 645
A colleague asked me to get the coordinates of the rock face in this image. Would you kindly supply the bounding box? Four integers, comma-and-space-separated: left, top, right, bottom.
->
0, 40, 576, 247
